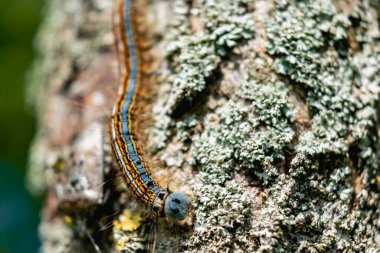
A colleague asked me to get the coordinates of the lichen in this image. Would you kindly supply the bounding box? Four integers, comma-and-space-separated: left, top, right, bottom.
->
150, 0, 254, 149
188, 176, 254, 252
191, 80, 295, 180
263, 0, 380, 251
113, 209, 145, 253
187, 64, 296, 251
266, 0, 380, 161
152, 0, 380, 252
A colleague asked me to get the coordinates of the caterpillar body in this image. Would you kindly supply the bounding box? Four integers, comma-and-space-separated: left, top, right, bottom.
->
110, 0, 190, 220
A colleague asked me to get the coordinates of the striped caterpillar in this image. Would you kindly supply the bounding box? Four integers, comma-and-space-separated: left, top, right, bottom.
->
110, 0, 190, 221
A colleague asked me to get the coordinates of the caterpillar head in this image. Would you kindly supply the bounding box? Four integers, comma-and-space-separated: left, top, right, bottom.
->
164, 192, 190, 220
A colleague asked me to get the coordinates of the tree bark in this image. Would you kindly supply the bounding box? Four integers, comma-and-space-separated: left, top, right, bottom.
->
27, 0, 380, 252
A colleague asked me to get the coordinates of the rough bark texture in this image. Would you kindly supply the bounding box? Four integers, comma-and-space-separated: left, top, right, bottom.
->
27, 0, 380, 252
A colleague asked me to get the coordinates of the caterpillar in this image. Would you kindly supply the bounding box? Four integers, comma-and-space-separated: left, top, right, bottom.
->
110, 0, 190, 220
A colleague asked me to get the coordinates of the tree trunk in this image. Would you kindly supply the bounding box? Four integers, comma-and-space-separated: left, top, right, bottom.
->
27, 0, 380, 252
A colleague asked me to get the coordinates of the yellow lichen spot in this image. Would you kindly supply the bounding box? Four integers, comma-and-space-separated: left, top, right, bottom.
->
64, 215, 73, 226
113, 209, 143, 232
53, 157, 65, 173
115, 237, 128, 252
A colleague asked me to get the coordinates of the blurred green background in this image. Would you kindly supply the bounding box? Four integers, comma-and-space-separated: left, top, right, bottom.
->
0, 0, 44, 252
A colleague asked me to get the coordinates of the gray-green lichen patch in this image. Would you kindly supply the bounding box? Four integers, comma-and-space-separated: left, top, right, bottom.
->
191, 79, 295, 182
266, 0, 380, 174
266, 0, 380, 159
189, 175, 255, 252
150, 0, 380, 252
186, 59, 295, 251
199, 0, 255, 55
150, 0, 255, 150
261, 0, 380, 251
